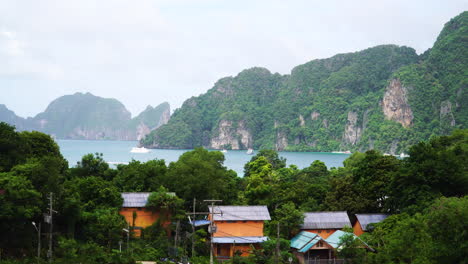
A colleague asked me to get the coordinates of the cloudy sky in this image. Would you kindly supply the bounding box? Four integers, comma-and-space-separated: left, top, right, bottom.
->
1, 0, 466, 118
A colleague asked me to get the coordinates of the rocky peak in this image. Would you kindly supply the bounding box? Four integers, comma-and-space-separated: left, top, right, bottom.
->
343, 111, 362, 145
382, 79, 414, 128
299, 115, 305, 126
311, 111, 320, 120
209, 120, 252, 150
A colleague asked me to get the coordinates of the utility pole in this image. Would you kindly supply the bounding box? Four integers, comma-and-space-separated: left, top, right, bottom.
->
191, 198, 196, 258
32, 222, 41, 262
174, 220, 180, 257
204, 200, 222, 264
48, 192, 54, 263
276, 221, 280, 264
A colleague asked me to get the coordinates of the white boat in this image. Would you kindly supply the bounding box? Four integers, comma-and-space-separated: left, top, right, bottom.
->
246, 148, 254, 155
399, 153, 409, 158
331, 150, 352, 154
130, 147, 151, 153
221, 149, 227, 153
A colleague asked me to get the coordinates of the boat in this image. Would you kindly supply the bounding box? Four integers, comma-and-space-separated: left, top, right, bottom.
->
221, 149, 227, 153
130, 147, 151, 153
246, 148, 254, 155
331, 150, 352, 154
399, 153, 409, 158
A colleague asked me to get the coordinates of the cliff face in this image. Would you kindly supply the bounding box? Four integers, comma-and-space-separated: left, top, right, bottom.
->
382, 79, 414, 128
210, 120, 252, 149
0, 93, 171, 141
343, 111, 362, 145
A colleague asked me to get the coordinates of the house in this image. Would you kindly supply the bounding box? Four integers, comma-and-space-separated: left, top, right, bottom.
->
353, 214, 389, 236
301, 211, 352, 238
208, 205, 270, 260
291, 230, 372, 264
119, 192, 173, 237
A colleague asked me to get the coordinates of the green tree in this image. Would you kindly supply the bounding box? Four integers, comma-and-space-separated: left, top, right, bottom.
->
113, 159, 167, 192
164, 147, 239, 208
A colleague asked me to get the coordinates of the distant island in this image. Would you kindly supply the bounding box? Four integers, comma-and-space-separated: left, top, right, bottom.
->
141, 12, 467, 154
0, 92, 170, 141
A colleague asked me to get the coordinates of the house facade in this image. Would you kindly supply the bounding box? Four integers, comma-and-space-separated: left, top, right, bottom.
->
119, 192, 172, 237
291, 230, 371, 264
353, 214, 389, 236
208, 205, 270, 259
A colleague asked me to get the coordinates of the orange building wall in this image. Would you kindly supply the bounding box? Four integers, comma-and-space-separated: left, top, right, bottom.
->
305, 229, 337, 239
353, 221, 365, 236
119, 208, 170, 236
215, 243, 258, 258
213, 221, 264, 237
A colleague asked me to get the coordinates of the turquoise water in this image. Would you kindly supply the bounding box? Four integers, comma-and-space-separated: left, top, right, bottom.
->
57, 140, 350, 176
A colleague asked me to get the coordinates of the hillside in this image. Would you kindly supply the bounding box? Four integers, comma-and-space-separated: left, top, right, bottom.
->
0, 93, 170, 140
141, 12, 467, 154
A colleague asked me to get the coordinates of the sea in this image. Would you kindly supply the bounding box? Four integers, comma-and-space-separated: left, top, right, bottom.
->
57, 140, 351, 177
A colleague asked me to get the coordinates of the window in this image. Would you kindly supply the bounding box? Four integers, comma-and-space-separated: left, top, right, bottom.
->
327, 230, 331, 233
318, 230, 322, 233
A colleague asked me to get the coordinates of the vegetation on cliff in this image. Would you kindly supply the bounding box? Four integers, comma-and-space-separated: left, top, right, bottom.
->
142, 12, 467, 154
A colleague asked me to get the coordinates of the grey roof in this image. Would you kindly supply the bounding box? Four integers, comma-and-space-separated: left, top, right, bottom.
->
212, 236, 268, 244
209, 206, 271, 221
356, 214, 389, 231
121, 192, 175, 207
301, 211, 351, 229
122, 192, 151, 207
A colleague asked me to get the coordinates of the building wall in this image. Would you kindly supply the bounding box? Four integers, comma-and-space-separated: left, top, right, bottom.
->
213, 221, 264, 237
119, 207, 170, 236
215, 244, 257, 258
305, 229, 338, 239
353, 221, 365, 236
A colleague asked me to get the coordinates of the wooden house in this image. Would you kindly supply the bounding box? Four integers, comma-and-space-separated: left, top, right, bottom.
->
291, 230, 372, 264
353, 214, 389, 236
119, 192, 172, 237
301, 211, 352, 238
208, 205, 270, 260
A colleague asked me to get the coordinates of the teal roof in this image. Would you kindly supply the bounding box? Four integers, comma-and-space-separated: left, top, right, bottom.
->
324, 230, 348, 248
291, 230, 371, 253
290, 231, 322, 253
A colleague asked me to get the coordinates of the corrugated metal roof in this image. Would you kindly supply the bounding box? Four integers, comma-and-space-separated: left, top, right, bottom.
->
325, 230, 374, 251
121, 192, 175, 207
356, 214, 389, 231
190, 220, 211, 227
212, 236, 268, 244
290, 231, 322, 253
301, 211, 351, 229
121, 192, 151, 207
209, 206, 271, 221
324, 230, 348, 248
291, 230, 370, 252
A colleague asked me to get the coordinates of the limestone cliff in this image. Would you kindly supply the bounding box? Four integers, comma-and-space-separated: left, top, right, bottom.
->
210, 120, 252, 150
440, 100, 456, 127
382, 79, 414, 128
343, 111, 362, 145
0, 93, 171, 141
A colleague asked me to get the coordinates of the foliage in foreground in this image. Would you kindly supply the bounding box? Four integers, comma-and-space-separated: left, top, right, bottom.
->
0, 122, 467, 263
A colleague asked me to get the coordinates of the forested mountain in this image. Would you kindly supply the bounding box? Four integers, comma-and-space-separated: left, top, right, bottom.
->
0, 93, 170, 140
142, 12, 467, 154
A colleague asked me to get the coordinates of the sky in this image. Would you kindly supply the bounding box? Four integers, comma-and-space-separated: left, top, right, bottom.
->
0, 0, 466, 118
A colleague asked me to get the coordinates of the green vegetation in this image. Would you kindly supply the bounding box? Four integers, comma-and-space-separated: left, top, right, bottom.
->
0, 122, 467, 263
143, 12, 467, 154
